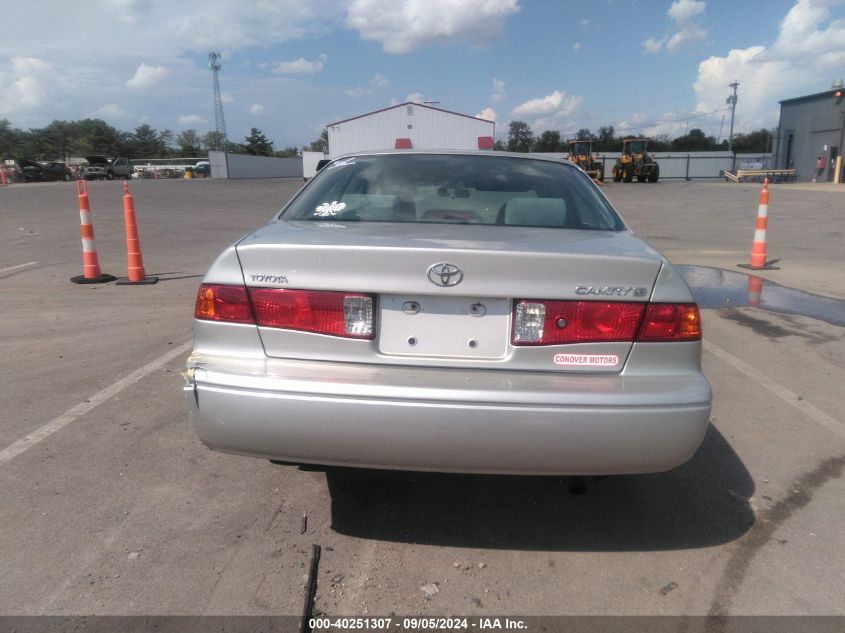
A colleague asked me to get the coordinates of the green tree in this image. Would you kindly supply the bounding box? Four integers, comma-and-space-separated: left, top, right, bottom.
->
175, 129, 203, 156
506, 120, 534, 152
533, 130, 564, 152
0, 119, 23, 159
128, 124, 163, 157
731, 129, 773, 153
244, 127, 274, 156
671, 128, 717, 151
274, 146, 300, 158
596, 125, 617, 151
575, 128, 594, 140
202, 131, 225, 152
493, 139, 507, 151
307, 129, 328, 153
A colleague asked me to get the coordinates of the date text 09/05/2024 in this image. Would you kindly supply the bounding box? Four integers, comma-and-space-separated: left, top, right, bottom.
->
309, 617, 528, 630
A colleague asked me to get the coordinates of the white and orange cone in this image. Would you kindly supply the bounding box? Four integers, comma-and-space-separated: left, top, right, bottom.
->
71, 181, 115, 284
739, 178, 780, 270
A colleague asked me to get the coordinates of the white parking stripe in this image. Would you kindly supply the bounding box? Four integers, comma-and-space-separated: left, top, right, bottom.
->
0, 341, 192, 466
0, 262, 39, 275
703, 339, 845, 440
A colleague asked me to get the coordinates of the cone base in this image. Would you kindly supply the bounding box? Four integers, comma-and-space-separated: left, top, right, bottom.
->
116, 276, 159, 285
71, 273, 116, 284
738, 261, 780, 271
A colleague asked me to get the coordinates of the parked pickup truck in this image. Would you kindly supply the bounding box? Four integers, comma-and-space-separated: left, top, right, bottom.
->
82, 156, 134, 180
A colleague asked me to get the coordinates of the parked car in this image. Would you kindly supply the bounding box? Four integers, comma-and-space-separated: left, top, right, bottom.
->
81, 155, 134, 180
185, 151, 711, 475
15, 160, 72, 182
194, 161, 210, 177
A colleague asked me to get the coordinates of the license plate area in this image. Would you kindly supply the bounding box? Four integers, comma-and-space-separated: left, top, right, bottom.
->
379, 295, 510, 358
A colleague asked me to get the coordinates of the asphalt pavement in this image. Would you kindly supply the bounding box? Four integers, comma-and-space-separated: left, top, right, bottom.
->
0, 177, 843, 620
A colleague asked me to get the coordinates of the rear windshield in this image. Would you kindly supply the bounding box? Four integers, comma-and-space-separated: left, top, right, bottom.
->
282, 154, 624, 231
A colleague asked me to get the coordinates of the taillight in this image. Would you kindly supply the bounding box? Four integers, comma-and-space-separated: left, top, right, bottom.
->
513, 300, 646, 345
637, 303, 701, 341
512, 300, 701, 345
248, 288, 374, 339
194, 284, 254, 324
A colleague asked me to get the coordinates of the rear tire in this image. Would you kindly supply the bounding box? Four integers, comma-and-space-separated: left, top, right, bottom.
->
623, 166, 633, 183
106, 171, 114, 180
649, 166, 660, 183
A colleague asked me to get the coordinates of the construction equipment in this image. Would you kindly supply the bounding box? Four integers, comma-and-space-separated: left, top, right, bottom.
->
612, 138, 660, 183
567, 140, 604, 182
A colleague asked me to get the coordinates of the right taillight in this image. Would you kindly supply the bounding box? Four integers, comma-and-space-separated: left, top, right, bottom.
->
511, 300, 701, 344
636, 303, 701, 341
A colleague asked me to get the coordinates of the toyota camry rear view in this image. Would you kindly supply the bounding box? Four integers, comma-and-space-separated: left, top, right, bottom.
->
184, 151, 711, 475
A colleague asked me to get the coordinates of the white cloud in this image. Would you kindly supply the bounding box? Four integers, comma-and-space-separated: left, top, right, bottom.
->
511, 90, 583, 131
126, 63, 169, 89
491, 78, 506, 102
692, 0, 845, 132
475, 107, 497, 122
405, 92, 425, 104
573, 42, 581, 52
667, 0, 706, 23
644, 0, 708, 54
250, 103, 265, 114
0, 57, 53, 118
346, 73, 391, 96
371, 73, 390, 88
346, 0, 520, 54
96, 103, 127, 119
580, 18, 589, 28
177, 114, 205, 126
272, 54, 327, 74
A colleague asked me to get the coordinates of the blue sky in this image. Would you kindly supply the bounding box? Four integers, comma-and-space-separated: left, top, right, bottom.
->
2, 0, 843, 149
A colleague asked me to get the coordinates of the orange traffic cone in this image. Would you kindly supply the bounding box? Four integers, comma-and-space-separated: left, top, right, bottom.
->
116, 182, 158, 285
738, 179, 780, 270
71, 181, 115, 284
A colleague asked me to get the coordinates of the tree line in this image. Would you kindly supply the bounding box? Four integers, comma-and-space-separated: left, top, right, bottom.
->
502, 121, 775, 154
0, 118, 327, 161
1, 116, 773, 162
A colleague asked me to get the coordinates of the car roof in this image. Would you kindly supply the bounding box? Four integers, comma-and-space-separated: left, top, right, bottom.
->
330, 149, 581, 170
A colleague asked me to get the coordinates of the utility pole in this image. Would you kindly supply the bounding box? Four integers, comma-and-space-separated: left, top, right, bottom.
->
208, 52, 228, 152
726, 80, 739, 152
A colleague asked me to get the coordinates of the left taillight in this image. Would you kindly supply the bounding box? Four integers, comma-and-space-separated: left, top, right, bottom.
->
194, 284, 255, 324
195, 285, 375, 339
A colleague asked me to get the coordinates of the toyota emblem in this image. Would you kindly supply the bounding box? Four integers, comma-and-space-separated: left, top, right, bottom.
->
427, 263, 463, 287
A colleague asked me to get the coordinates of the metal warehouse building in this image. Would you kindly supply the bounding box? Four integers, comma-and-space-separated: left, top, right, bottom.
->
775, 86, 844, 182
326, 102, 495, 159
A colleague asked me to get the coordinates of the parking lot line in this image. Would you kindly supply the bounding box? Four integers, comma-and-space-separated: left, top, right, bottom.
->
703, 339, 845, 439
0, 341, 192, 466
0, 261, 38, 275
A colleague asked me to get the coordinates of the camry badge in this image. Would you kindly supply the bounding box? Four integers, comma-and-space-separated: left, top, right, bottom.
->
428, 263, 463, 287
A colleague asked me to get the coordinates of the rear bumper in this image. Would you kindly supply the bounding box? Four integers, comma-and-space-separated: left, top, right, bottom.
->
185, 355, 711, 475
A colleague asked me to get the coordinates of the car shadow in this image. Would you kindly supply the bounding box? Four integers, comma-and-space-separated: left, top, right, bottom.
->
324, 424, 754, 551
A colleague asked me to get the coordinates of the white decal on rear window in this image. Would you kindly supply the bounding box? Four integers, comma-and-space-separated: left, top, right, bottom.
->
327, 158, 356, 169
554, 354, 619, 367
314, 201, 346, 217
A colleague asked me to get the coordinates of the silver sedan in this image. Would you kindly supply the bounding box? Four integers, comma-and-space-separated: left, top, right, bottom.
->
184, 151, 711, 475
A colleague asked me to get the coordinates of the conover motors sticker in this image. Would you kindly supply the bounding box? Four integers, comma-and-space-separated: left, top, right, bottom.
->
554, 353, 619, 367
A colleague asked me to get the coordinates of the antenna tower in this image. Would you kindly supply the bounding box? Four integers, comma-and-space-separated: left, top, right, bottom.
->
208, 52, 228, 151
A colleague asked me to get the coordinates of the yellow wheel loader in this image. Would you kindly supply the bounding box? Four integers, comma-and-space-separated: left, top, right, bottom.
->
612, 138, 660, 183
567, 140, 604, 183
